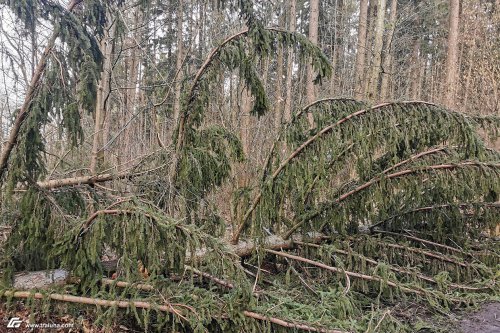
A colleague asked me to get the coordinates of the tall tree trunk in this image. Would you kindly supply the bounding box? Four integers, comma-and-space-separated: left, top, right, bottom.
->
173, 0, 184, 123
330, 0, 343, 95
410, 39, 421, 100
284, 0, 296, 123
275, 7, 285, 130
123, 9, 142, 171
354, 0, 369, 100
275, 49, 283, 130
306, 0, 319, 127
198, 0, 205, 61
462, 51, 473, 108
367, 0, 387, 101
229, 74, 236, 129
0, 103, 3, 152
239, 87, 252, 187
90, 19, 115, 175
444, 0, 460, 108
380, 0, 397, 101
363, 1, 376, 98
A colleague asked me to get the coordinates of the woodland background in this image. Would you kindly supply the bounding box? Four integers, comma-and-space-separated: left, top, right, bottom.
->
0, 0, 499, 332
1, 0, 498, 182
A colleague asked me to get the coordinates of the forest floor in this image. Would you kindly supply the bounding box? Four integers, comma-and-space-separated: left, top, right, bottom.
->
0, 301, 499, 332
458, 302, 500, 333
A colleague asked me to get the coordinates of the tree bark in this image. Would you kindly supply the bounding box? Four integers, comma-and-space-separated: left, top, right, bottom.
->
238, 86, 252, 188
173, 0, 184, 123
306, 0, 319, 127
90, 16, 115, 175
410, 39, 422, 100
363, 1, 376, 98
444, 0, 460, 108
354, 0, 369, 100
329, 0, 344, 95
367, 0, 387, 101
380, 0, 397, 101
123, 9, 142, 169
3, 289, 346, 333
283, 0, 297, 123
12, 233, 326, 289
275, 10, 284, 130
240, 88, 251, 159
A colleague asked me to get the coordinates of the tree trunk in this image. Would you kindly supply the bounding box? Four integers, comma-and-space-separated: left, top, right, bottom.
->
380, 0, 397, 101
367, 0, 387, 101
173, 0, 184, 123
410, 39, 421, 100
283, 0, 297, 123
240, 88, 251, 158
198, 0, 205, 60
354, 0, 369, 100
239, 87, 252, 187
12, 233, 326, 289
123, 9, 142, 171
0, 0, 81, 181
444, 0, 460, 108
0, 102, 3, 151
306, 0, 319, 127
330, 0, 344, 96
275, 8, 285, 130
363, 1, 376, 98
90, 17, 115, 175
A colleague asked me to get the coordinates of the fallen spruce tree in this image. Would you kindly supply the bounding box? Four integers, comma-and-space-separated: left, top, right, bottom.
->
0, 0, 499, 332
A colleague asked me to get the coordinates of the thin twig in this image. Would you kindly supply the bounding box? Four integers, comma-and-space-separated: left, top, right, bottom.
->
374, 230, 468, 256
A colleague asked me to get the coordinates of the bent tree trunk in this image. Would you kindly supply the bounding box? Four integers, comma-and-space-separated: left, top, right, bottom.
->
0, 0, 83, 182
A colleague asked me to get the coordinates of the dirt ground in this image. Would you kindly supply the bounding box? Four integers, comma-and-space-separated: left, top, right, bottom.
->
458, 302, 500, 333
1, 301, 499, 332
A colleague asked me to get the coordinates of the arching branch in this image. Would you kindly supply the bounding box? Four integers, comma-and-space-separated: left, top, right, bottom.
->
232, 101, 449, 243
283, 162, 500, 239
368, 202, 500, 231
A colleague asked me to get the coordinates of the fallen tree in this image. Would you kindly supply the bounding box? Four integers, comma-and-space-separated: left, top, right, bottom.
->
2, 290, 348, 333
1, 1, 499, 331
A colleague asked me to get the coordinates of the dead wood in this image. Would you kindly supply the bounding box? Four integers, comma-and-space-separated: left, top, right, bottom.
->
2, 290, 349, 333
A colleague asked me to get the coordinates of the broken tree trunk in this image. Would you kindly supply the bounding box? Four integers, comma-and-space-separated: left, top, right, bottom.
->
2, 290, 348, 333
11, 233, 326, 289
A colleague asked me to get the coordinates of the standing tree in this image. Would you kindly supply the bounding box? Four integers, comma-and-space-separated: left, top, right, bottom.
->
354, 0, 369, 100
306, 0, 320, 127
444, 0, 460, 108
367, 0, 387, 100
0, 1, 499, 332
380, 0, 398, 101
284, 0, 297, 123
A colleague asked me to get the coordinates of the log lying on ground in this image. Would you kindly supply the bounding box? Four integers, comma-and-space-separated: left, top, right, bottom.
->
232, 233, 326, 257
2, 290, 349, 333
12, 269, 71, 290
12, 233, 326, 289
